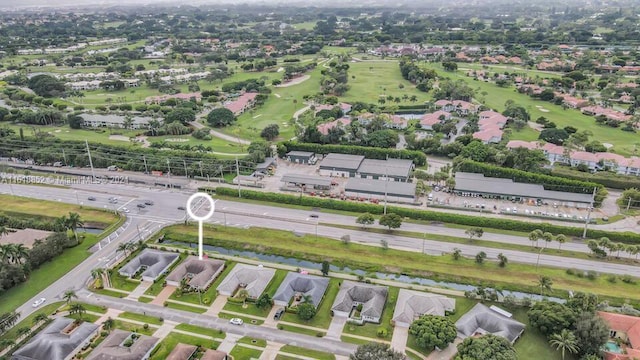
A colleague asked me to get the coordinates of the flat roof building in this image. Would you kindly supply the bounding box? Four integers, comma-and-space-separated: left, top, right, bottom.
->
345, 178, 417, 204
12, 318, 99, 360
319, 154, 365, 177
281, 174, 333, 191
285, 151, 317, 165
166, 256, 225, 291
356, 158, 414, 182
454, 172, 593, 205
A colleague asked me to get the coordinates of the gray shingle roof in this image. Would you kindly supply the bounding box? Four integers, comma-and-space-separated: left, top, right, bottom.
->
272, 272, 330, 308
12, 317, 99, 360
166, 256, 225, 290
118, 249, 180, 280
166, 343, 198, 360
345, 178, 416, 198
455, 303, 525, 343
454, 172, 593, 204
86, 330, 158, 360
392, 289, 456, 326
332, 281, 388, 319
216, 264, 276, 298
319, 153, 365, 171
357, 159, 414, 178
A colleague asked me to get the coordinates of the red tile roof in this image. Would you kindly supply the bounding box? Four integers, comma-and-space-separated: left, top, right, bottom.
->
224, 92, 257, 115
420, 111, 450, 127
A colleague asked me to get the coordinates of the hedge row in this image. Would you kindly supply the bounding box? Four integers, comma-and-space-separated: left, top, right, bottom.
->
209, 187, 640, 244
454, 159, 606, 206
550, 166, 640, 190
279, 141, 427, 166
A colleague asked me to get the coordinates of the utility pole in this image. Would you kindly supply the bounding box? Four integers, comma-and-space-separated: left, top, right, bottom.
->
582, 187, 597, 239
183, 160, 188, 179
627, 197, 633, 211
62, 149, 67, 165
142, 155, 148, 174
85, 140, 95, 180
166, 159, 171, 178
199, 161, 204, 178
235, 157, 241, 198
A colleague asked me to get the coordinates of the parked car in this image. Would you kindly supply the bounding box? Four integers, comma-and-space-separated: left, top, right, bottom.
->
32, 297, 46, 308
137, 203, 146, 208
122, 207, 130, 213
144, 200, 154, 206
229, 318, 243, 325
274, 308, 285, 321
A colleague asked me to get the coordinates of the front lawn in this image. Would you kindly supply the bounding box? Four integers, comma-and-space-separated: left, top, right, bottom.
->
165, 301, 207, 314
229, 345, 262, 360
113, 319, 156, 336
280, 345, 335, 360
150, 331, 221, 360
174, 324, 226, 339
342, 287, 399, 340
170, 262, 237, 305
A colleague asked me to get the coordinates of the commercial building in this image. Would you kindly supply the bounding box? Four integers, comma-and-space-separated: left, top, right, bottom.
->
255, 157, 277, 175
281, 174, 332, 191
453, 172, 593, 206
285, 151, 316, 165
345, 178, 417, 204
356, 158, 414, 182
318, 154, 365, 177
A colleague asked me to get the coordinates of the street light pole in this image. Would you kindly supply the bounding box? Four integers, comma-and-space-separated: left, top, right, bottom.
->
582, 187, 597, 239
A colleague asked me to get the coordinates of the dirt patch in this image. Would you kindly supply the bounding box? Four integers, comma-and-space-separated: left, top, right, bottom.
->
0, 228, 54, 248
108, 135, 130, 142
276, 75, 311, 88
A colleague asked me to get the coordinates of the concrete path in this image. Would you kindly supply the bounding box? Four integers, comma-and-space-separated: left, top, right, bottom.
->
127, 281, 152, 301
151, 285, 176, 306
217, 333, 242, 354
426, 338, 461, 360
95, 308, 123, 325
259, 341, 284, 360
152, 320, 178, 339
189, 121, 251, 146
326, 316, 347, 340
391, 326, 409, 354
206, 295, 228, 317
262, 306, 280, 328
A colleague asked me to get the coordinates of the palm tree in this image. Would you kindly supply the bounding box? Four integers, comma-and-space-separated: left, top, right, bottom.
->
237, 289, 250, 306
497, 253, 508, 268
69, 303, 86, 321
102, 317, 114, 333
0, 244, 11, 263
117, 243, 129, 258
11, 244, 28, 264
301, 294, 313, 304
542, 232, 554, 249
529, 229, 543, 248
33, 313, 48, 326
66, 212, 84, 244
0, 225, 8, 237
538, 276, 553, 296
91, 268, 105, 280
555, 234, 567, 251
0, 338, 15, 351
16, 327, 31, 338
54, 215, 68, 233
549, 329, 579, 360
63, 290, 77, 305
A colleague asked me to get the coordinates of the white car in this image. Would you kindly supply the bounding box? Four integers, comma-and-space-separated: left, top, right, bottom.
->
229, 318, 243, 325
122, 207, 130, 213
32, 297, 46, 308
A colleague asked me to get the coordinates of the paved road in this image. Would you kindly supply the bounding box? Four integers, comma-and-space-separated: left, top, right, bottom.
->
189, 120, 251, 147
78, 290, 357, 356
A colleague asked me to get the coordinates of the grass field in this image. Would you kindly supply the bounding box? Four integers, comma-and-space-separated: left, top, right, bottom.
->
165, 301, 207, 314
278, 323, 324, 337
113, 319, 156, 336
292, 21, 317, 30
230, 345, 262, 360
174, 323, 226, 339
150, 331, 221, 360
0, 194, 119, 225
340, 61, 431, 105
422, 62, 640, 156
280, 345, 335, 360
119, 312, 164, 325
0, 302, 62, 343
162, 224, 640, 305
458, 62, 563, 80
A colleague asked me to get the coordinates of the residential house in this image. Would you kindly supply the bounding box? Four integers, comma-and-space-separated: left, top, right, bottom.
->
86, 330, 158, 360
598, 311, 640, 360
331, 281, 388, 324
420, 110, 451, 130
216, 264, 276, 299
166, 256, 225, 291
316, 117, 352, 136
224, 92, 258, 116
272, 272, 330, 308
392, 290, 456, 328
12, 317, 99, 360
473, 110, 507, 144
455, 304, 525, 344
80, 114, 160, 130
118, 249, 179, 282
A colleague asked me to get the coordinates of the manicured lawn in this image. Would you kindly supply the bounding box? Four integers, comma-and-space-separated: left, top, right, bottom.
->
65, 313, 100, 323
170, 262, 237, 305
265, 269, 288, 297
138, 296, 154, 303
144, 252, 188, 296
150, 331, 221, 360
458, 62, 562, 80
109, 273, 140, 292
340, 61, 431, 106
280, 345, 335, 360
340, 335, 374, 345
280, 278, 340, 329
119, 312, 164, 325
161, 224, 640, 305
343, 287, 399, 340
2, 124, 143, 146
223, 302, 271, 318
422, 62, 640, 156
0, 302, 62, 342
509, 125, 540, 141
0, 194, 119, 225
60, 302, 107, 314
229, 345, 263, 360
238, 336, 267, 348
93, 288, 127, 298
165, 301, 207, 314
406, 334, 433, 358
174, 323, 226, 339
291, 21, 317, 30
218, 312, 265, 325
511, 306, 571, 360
278, 323, 324, 337
113, 319, 156, 336
148, 134, 246, 156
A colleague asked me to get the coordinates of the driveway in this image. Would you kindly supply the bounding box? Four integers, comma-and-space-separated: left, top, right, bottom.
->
326, 315, 347, 340
151, 285, 176, 306
391, 326, 408, 354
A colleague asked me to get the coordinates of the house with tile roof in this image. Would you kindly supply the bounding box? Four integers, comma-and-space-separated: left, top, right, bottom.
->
166, 256, 225, 291
598, 311, 640, 360
216, 264, 275, 299
419, 111, 451, 130
118, 249, 180, 282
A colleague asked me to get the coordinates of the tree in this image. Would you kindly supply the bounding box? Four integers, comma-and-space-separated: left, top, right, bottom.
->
63, 290, 77, 304
442, 61, 458, 72
102, 317, 114, 332
297, 302, 317, 321
379, 213, 402, 231
528, 301, 576, 337
350, 342, 406, 360
16, 327, 30, 338
497, 253, 508, 268
566, 293, 598, 313
555, 234, 567, 250
256, 293, 273, 309
356, 213, 375, 228
69, 303, 86, 321
206, 108, 236, 127
68, 114, 83, 129
165, 107, 196, 125
539, 128, 570, 145
529, 229, 543, 248
321, 261, 330, 276
409, 315, 457, 351
452, 248, 462, 260
549, 329, 579, 360
542, 232, 554, 249
0, 311, 20, 334
66, 212, 84, 244
260, 124, 280, 140
539, 275, 553, 295
33, 313, 48, 326
237, 289, 250, 305
573, 312, 609, 357
475, 251, 487, 264
91, 268, 105, 280
465, 227, 483, 241
455, 334, 516, 360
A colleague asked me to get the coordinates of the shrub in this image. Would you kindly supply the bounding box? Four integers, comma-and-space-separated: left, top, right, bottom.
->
277, 324, 283, 330
377, 327, 388, 338
315, 332, 324, 337
279, 141, 427, 166
586, 271, 598, 280
143, 324, 149, 330
607, 275, 617, 283
566, 268, 576, 275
